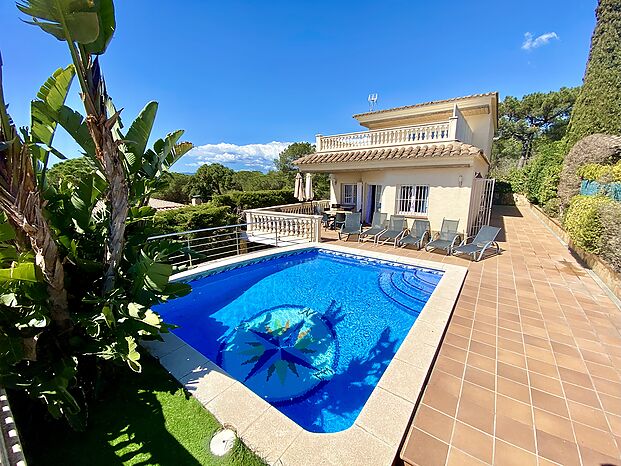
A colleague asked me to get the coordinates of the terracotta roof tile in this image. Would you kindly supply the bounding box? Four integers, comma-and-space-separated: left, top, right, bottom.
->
294, 142, 485, 165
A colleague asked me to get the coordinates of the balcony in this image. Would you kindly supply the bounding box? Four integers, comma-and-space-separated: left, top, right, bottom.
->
315, 114, 473, 153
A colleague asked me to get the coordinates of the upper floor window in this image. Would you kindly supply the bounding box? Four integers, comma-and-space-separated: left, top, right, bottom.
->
396, 185, 429, 215
341, 184, 357, 206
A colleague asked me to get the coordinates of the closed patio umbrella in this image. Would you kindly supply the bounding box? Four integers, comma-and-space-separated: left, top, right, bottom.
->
305, 173, 314, 201
294, 172, 305, 202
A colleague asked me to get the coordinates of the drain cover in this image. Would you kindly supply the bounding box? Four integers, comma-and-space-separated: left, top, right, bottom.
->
210, 429, 236, 456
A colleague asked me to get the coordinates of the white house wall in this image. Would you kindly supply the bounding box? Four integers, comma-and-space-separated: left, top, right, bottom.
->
330, 166, 477, 235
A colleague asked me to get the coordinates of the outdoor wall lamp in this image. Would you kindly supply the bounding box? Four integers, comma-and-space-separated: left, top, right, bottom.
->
458, 175, 463, 187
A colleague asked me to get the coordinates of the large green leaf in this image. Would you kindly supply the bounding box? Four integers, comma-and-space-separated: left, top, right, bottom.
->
17, 0, 101, 44
130, 250, 172, 294
42, 104, 95, 157
31, 65, 75, 145
30, 65, 75, 183
69, 172, 107, 231
124, 101, 158, 173
0, 262, 40, 282
82, 0, 115, 55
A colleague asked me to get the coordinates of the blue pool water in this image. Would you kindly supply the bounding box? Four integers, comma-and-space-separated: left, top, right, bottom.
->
155, 248, 442, 433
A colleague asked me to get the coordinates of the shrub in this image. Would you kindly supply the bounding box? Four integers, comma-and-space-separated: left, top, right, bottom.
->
558, 134, 621, 211
506, 168, 528, 195
600, 202, 621, 273
565, 0, 621, 149
211, 189, 296, 211
576, 161, 621, 182
152, 205, 237, 234
563, 195, 615, 253
542, 197, 561, 218
519, 140, 564, 205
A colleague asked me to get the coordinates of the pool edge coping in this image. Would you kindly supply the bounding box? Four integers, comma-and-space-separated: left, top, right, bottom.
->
142, 243, 467, 466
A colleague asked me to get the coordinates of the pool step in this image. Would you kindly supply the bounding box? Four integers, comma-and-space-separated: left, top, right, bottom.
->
378, 271, 433, 315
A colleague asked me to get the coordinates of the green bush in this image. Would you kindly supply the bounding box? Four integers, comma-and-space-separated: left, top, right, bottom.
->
523, 141, 564, 205
211, 189, 296, 211
576, 161, 621, 182
542, 197, 561, 218
565, 0, 621, 149
152, 205, 237, 234
600, 202, 621, 273
563, 195, 615, 253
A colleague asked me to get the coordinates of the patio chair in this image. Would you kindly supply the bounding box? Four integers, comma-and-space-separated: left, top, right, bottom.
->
399, 219, 430, 250
376, 216, 407, 247
425, 219, 461, 255
359, 212, 387, 243
453, 225, 501, 261
332, 212, 346, 230
321, 211, 331, 229
338, 212, 362, 241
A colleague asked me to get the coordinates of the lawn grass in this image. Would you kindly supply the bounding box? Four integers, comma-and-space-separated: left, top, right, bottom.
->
16, 355, 266, 466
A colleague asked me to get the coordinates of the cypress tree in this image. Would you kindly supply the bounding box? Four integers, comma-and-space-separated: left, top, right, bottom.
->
565, 0, 621, 149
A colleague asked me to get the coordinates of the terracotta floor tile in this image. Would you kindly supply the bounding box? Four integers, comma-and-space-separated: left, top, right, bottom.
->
529, 372, 565, 397
527, 357, 559, 378
495, 413, 536, 451
434, 355, 465, 379
496, 394, 533, 426
497, 348, 527, 369
413, 404, 455, 444
451, 420, 493, 464
567, 400, 611, 431
533, 408, 575, 442
531, 389, 569, 418
388, 205, 621, 465
456, 398, 494, 435
402, 427, 449, 466
572, 422, 620, 458
497, 376, 531, 405
599, 393, 621, 415
557, 366, 594, 389
494, 439, 537, 466
562, 382, 602, 409
422, 382, 461, 418
464, 366, 495, 392
466, 352, 496, 374
592, 375, 621, 398
497, 361, 529, 385
460, 381, 495, 411
535, 429, 581, 466
578, 445, 621, 466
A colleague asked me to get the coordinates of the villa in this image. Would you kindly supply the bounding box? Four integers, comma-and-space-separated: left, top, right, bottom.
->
294, 92, 498, 236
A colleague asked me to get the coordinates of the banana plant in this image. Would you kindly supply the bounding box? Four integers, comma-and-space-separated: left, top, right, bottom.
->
0, 52, 70, 328
18, 0, 126, 294
117, 101, 193, 206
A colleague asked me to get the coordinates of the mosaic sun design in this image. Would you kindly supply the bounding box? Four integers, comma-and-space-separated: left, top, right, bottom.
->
218, 305, 339, 404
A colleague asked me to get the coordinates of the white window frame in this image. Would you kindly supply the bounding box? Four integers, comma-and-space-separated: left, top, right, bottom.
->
341, 183, 357, 206
396, 184, 429, 216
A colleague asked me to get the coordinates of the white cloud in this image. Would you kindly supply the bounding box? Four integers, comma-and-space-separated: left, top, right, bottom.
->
180, 141, 293, 172
521, 32, 559, 50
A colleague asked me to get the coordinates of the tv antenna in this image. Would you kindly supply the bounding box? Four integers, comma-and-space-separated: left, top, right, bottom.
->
368, 93, 378, 111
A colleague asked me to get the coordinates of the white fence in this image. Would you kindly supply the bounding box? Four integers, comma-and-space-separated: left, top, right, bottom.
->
467, 178, 495, 236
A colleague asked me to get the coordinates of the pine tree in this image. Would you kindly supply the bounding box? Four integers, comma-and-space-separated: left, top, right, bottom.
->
565, 0, 621, 149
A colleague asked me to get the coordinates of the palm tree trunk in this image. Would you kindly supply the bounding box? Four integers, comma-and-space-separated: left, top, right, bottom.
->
85, 114, 129, 294
0, 144, 70, 329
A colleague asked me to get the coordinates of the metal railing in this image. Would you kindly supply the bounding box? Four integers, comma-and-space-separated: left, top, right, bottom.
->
147, 219, 318, 269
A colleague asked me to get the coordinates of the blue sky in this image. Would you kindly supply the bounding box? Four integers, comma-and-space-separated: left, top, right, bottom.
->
1, 0, 597, 172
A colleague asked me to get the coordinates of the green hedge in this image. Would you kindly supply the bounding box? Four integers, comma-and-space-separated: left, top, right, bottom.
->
563, 195, 615, 253
152, 205, 237, 234
211, 189, 296, 211
576, 161, 621, 182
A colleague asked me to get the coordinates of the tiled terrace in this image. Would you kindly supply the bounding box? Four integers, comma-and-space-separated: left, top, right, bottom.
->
321, 205, 621, 466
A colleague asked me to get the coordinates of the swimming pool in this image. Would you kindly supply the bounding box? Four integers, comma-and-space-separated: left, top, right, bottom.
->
154, 247, 443, 433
